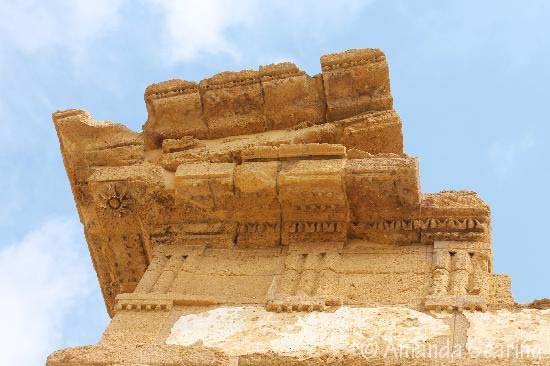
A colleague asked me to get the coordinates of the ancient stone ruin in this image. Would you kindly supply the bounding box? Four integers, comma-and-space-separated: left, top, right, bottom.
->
48, 49, 549, 365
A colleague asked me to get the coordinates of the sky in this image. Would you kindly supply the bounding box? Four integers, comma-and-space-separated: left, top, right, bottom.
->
0, 0, 549, 364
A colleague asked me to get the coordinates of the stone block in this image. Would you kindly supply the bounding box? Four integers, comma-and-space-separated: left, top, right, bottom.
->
341, 110, 403, 154
144, 79, 207, 148
199, 70, 267, 138
235, 162, 281, 247
278, 143, 346, 159
321, 48, 393, 121
235, 162, 279, 216
345, 157, 420, 221
279, 159, 347, 244
240, 146, 279, 161
260, 62, 325, 129
421, 190, 491, 218
175, 162, 235, 213
161, 136, 202, 153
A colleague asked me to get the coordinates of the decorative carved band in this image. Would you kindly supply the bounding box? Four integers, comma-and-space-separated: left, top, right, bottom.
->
320, 49, 386, 72
292, 204, 339, 211
321, 56, 385, 72
115, 300, 172, 312
260, 70, 305, 81
241, 222, 280, 233
353, 218, 487, 232
200, 76, 260, 91
286, 221, 346, 233
146, 86, 198, 101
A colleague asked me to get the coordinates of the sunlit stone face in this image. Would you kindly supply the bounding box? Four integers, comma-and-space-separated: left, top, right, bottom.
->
166, 305, 450, 358
464, 309, 550, 358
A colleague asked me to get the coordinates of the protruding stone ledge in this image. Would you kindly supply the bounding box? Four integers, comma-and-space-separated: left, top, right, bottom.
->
241, 143, 346, 161
143, 48, 394, 149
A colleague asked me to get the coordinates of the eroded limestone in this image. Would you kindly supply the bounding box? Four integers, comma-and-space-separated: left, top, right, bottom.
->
166, 306, 450, 357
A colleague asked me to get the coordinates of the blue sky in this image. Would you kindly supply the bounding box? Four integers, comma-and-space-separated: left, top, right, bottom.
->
0, 0, 549, 364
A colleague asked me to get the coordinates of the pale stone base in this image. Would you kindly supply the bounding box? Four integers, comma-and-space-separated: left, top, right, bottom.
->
47, 306, 550, 366
167, 306, 449, 357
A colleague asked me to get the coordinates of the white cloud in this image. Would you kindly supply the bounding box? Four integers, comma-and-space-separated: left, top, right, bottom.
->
0, 218, 96, 366
0, 0, 375, 67
153, 0, 375, 63
152, 0, 256, 62
0, 0, 124, 55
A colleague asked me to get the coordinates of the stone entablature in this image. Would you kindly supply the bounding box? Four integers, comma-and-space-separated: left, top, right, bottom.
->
47, 48, 547, 366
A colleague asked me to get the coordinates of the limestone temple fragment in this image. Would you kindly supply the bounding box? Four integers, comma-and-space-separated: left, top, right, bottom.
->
48, 49, 550, 366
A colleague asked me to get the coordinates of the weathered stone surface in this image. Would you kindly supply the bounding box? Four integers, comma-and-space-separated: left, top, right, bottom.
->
260, 62, 326, 130
341, 110, 403, 153
321, 48, 393, 121
465, 309, 550, 358
144, 79, 207, 149
200, 70, 267, 138
167, 306, 450, 357
48, 48, 546, 366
